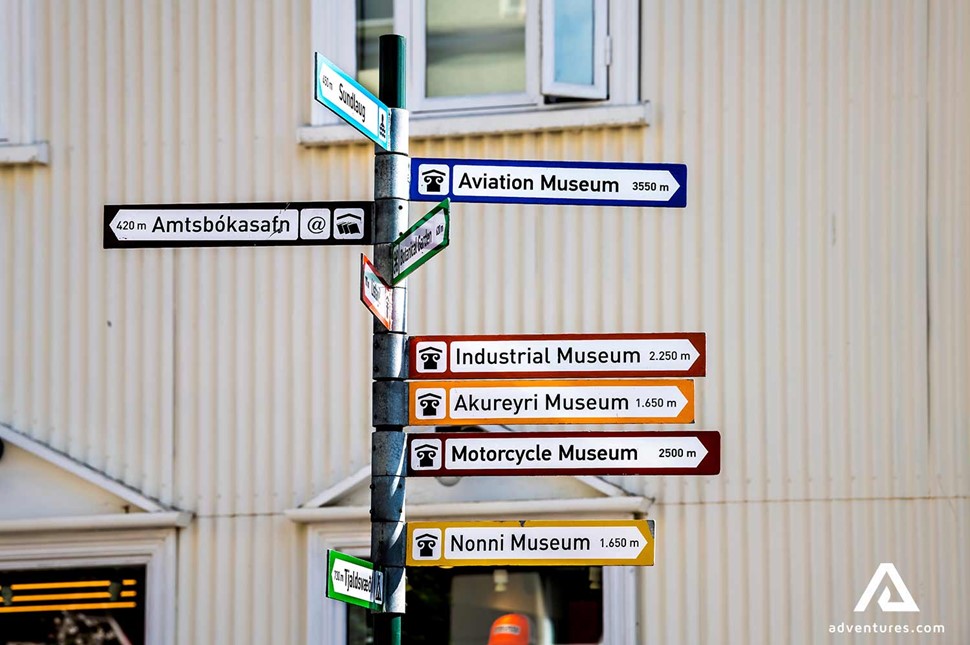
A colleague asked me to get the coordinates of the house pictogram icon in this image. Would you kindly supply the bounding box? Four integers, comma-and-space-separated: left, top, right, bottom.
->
421, 169, 447, 193
416, 392, 443, 417
418, 347, 443, 371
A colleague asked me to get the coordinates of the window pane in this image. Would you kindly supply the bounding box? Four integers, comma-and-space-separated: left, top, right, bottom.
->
0, 565, 147, 644
426, 0, 526, 98
553, 0, 595, 86
346, 603, 374, 644
356, 0, 394, 95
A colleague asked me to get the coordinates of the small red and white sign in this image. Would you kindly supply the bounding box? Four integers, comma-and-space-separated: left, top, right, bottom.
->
406, 430, 720, 477
409, 333, 705, 379
360, 254, 392, 330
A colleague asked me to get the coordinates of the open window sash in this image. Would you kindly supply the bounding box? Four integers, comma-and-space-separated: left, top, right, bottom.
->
540, 0, 608, 100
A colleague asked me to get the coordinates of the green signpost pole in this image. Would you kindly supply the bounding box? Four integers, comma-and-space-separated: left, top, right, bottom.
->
371, 34, 408, 645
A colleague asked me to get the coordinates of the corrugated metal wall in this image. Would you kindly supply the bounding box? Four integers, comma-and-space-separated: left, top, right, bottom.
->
927, 0, 970, 503
1, 0, 967, 643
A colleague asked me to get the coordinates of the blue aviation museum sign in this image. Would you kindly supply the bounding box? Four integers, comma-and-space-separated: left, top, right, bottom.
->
410, 158, 687, 208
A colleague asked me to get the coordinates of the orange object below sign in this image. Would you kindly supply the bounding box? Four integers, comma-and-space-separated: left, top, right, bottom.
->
408, 379, 694, 425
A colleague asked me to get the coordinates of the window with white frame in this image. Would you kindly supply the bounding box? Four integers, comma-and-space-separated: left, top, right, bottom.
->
0, 529, 178, 645
0, 0, 38, 146
311, 0, 637, 123
306, 522, 639, 645
0, 564, 148, 643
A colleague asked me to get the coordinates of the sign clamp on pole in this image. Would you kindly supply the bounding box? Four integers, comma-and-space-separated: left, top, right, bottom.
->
370, 34, 408, 645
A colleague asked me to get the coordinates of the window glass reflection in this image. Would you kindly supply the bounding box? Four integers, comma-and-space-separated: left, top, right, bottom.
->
0, 565, 147, 645
347, 566, 603, 644
426, 0, 527, 98
356, 0, 394, 94
553, 0, 595, 86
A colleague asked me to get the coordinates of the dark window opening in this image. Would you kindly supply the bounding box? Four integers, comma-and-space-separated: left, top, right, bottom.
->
0, 565, 147, 645
347, 566, 603, 644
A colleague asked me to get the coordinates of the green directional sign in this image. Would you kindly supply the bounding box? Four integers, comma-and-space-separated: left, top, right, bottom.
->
327, 550, 384, 610
390, 198, 450, 284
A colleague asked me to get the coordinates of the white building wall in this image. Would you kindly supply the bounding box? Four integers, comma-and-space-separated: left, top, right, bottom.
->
1, 0, 967, 643
927, 0, 970, 503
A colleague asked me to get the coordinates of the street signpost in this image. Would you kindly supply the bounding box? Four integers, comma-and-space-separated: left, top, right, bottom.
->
409, 332, 705, 379
410, 158, 687, 207
103, 201, 372, 248
367, 36, 409, 642
91, 32, 708, 645
408, 378, 694, 425
314, 53, 390, 149
407, 519, 655, 567
406, 430, 720, 477
327, 550, 384, 610
309, 34, 705, 644
361, 254, 393, 330
390, 198, 450, 284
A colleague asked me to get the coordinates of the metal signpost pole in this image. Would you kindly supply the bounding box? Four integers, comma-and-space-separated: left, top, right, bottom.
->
371, 34, 408, 645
